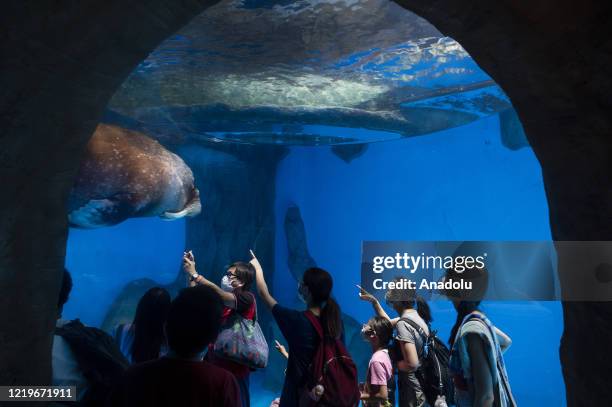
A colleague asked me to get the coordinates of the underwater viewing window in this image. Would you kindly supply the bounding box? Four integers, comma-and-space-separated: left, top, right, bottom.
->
62, 1, 564, 406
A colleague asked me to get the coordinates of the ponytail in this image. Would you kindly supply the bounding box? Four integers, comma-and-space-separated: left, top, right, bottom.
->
321, 297, 343, 339
302, 267, 342, 339
415, 295, 432, 325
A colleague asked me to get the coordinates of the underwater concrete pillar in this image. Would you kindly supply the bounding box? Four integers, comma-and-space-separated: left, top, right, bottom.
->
180, 142, 287, 356
0, 0, 220, 387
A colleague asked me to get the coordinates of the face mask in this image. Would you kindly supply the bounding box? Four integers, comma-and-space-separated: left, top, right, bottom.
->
221, 275, 234, 292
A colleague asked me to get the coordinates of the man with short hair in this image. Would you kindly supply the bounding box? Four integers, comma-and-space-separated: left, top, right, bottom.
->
107, 285, 241, 406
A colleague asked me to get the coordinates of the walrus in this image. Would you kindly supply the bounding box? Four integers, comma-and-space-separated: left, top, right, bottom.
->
68, 123, 201, 228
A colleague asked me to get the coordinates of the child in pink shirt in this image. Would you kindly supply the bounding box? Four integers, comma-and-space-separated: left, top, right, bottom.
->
360, 316, 394, 407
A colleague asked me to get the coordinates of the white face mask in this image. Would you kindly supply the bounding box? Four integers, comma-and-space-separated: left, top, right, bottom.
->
221, 275, 234, 292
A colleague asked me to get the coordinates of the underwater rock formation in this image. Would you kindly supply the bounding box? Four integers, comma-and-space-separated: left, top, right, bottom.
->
284, 206, 317, 282
100, 272, 187, 333
68, 124, 201, 228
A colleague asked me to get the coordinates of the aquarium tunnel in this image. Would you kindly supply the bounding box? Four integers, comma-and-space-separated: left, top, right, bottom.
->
63, 1, 565, 405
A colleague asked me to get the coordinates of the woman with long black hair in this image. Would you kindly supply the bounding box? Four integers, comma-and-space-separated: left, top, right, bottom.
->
250, 250, 346, 406
444, 266, 516, 407
113, 287, 171, 364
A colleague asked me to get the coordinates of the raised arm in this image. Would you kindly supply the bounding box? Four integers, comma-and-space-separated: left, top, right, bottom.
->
357, 285, 399, 325
182, 251, 236, 308
250, 249, 277, 309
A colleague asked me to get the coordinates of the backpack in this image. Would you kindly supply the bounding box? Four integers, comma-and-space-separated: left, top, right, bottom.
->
55, 319, 129, 406
395, 318, 454, 406
299, 311, 360, 407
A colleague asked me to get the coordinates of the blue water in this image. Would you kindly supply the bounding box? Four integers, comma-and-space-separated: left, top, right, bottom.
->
64, 219, 185, 326
272, 114, 563, 406
64, 112, 565, 406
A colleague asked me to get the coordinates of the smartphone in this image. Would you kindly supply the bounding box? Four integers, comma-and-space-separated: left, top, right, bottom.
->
185, 250, 194, 261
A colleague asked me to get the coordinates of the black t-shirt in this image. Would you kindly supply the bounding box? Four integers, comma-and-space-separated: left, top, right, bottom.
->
272, 304, 345, 407
234, 291, 254, 315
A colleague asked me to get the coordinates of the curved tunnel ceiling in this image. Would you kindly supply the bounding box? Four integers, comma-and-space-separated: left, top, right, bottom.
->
107, 0, 512, 145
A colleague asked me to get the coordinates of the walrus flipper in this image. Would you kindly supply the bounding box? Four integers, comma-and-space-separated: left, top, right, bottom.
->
68, 195, 136, 228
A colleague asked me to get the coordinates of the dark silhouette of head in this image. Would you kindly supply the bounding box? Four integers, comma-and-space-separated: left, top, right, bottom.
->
131, 287, 171, 363
166, 285, 223, 357
444, 266, 489, 345
300, 267, 343, 339
57, 269, 73, 318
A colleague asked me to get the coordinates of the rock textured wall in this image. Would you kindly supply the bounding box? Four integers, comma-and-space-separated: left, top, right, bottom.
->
0, 0, 222, 386
0, 1, 610, 404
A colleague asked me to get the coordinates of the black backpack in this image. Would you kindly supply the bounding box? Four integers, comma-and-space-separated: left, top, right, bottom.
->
55, 319, 129, 406
394, 318, 454, 405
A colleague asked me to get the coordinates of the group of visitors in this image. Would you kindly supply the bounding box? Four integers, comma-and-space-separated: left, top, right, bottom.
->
51, 250, 517, 407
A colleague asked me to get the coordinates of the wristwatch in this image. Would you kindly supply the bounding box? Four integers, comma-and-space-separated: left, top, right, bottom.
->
190, 273, 199, 282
